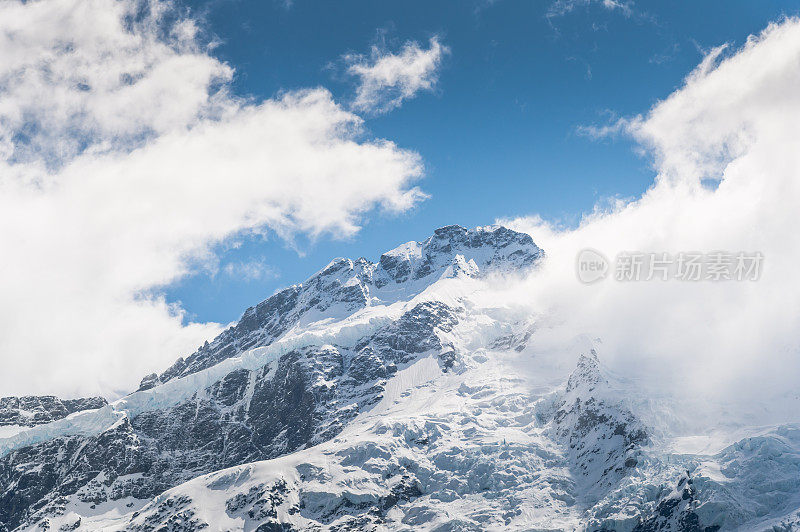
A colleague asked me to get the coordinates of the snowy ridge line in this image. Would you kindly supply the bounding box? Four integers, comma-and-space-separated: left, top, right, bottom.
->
0, 312, 401, 458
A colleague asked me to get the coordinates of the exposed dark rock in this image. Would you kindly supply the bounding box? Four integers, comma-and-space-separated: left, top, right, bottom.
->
633, 472, 721, 532
0, 396, 107, 427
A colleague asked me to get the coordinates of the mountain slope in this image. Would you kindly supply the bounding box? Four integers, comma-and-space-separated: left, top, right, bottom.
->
0, 397, 106, 433
1, 225, 798, 532
0, 225, 542, 531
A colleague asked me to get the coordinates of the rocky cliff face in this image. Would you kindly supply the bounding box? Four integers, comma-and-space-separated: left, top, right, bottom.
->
1, 225, 798, 532
0, 397, 107, 428
0, 300, 464, 530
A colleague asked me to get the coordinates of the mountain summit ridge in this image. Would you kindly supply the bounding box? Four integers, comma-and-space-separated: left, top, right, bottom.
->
146, 224, 543, 388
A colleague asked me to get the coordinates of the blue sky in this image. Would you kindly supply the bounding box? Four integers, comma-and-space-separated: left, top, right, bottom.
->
159, 0, 799, 324
5, 0, 800, 398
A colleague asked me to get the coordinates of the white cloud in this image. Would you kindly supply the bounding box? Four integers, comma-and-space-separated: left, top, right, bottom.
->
0, 0, 426, 397
347, 37, 449, 115
0, 0, 233, 167
500, 18, 800, 431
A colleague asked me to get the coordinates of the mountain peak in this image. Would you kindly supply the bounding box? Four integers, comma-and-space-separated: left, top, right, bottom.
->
154, 225, 542, 384
377, 224, 542, 284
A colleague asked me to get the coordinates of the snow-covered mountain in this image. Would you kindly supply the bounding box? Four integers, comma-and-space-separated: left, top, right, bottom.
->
1, 225, 799, 531
0, 397, 107, 441
0, 397, 107, 429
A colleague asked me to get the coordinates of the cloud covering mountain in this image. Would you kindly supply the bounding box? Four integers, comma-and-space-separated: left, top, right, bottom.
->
502, 17, 800, 423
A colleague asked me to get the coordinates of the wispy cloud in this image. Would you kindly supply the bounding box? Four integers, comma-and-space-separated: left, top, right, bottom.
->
649, 42, 681, 65
221, 259, 279, 282
346, 36, 449, 115
547, 0, 634, 18
575, 116, 632, 140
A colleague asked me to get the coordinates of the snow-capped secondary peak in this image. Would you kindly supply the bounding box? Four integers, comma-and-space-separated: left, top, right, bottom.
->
552, 351, 650, 504
565, 349, 604, 394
